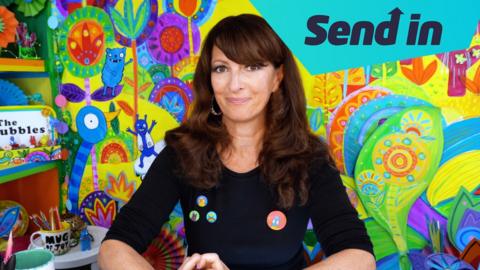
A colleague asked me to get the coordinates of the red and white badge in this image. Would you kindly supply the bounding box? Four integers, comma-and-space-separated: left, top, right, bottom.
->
266, 211, 287, 231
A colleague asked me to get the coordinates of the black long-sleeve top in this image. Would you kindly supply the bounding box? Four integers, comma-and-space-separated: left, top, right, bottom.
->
104, 146, 373, 269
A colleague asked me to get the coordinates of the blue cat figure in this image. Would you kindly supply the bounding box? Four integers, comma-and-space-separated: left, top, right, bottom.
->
126, 114, 159, 168
101, 47, 132, 96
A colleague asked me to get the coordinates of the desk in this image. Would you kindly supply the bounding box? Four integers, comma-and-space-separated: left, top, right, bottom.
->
30, 225, 107, 270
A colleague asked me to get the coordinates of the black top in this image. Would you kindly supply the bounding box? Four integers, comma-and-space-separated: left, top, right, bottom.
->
104, 146, 373, 270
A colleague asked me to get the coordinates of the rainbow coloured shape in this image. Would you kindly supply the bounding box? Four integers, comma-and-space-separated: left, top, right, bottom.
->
441, 118, 480, 166
142, 225, 186, 270
344, 94, 431, 177
327, 87, 391, 173
149, 77, 193, 123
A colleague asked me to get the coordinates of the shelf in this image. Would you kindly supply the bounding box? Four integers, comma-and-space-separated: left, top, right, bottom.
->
0, 160, 59, 184
0, 58, 46, 73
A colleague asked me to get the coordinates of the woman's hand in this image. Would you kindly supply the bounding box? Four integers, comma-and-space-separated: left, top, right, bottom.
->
179, 253, 229, 270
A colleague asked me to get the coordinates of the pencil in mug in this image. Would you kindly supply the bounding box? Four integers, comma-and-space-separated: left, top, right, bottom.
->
49, 208, 56, 231
53, 207, 63, 230
39, 211, 51, 230
30, 214, 45, 230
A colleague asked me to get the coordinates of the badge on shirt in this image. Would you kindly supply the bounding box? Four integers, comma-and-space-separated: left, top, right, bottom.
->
189, 210, 200, 222
267, 210, 287, 230
206, 211, 217, 223
196, 195, 208, 207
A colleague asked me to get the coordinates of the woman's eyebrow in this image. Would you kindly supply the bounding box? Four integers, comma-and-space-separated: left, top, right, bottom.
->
211, 59, 228, 63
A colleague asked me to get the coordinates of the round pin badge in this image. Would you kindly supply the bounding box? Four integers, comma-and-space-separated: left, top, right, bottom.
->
206, 211, 217, 223
266, 211, 287, 230
196, 195, 208, 207
189, 210, 200, 222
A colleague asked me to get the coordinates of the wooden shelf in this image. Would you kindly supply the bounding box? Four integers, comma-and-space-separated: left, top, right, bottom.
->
0, 58, 45, 72
0, 160, 59, 184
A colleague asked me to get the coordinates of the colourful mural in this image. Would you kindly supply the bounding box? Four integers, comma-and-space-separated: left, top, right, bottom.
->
50, 0, 480, 269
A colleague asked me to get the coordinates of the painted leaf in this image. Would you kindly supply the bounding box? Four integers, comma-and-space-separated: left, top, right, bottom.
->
91, 85, 124, 101
427, 151, 480, 211
308, 107, 323, 132
60, 83, 86, 102
124, 0, 135, 37
116, 100, 134, 116
447, 187, 480, 252
355, 106, 443, 270
134, 0, 149, 38
462, 66, 480, 94
109, 7, 129, 37
139, 82, 152, 93
112, 117, 120, 134
311, 74, 342, 109
365, 219, 428, 261
371, 62, 398, 78
401, 57, 437, 85
124, 76, 135, 87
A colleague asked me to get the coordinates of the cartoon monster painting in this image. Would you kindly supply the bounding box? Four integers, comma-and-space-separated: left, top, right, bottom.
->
101, 48, 132, 96
126, 114, 159, 169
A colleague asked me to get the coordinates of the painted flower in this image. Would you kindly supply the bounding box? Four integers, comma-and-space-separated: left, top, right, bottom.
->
84, 198, 116, 228
58, 7, 114, 77
107, 0, 158, 46
105, 172, 136, 204
163, 0, 217, 26
147, 13, 200, 66
0, 7, 18, 48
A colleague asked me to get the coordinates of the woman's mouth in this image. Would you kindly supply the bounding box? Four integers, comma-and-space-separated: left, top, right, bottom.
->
226, 97, 250, 104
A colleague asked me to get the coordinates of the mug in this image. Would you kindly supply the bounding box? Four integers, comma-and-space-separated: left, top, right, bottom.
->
14, 249, 55, 270
30, 222, 71, 256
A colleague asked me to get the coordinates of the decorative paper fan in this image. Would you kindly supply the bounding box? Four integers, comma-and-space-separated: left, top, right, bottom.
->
425, 253, 474, 270
14, 0, 46, 17
0, 0, 15, 7
0, 79, 28, 105
0, 6, 18, 48
142, 226, 186, 270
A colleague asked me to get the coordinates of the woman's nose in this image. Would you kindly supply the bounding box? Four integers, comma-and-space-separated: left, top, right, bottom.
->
228, 70, 244, 92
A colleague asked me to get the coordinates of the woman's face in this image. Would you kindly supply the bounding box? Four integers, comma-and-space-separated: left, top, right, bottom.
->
210, 46, 283, 125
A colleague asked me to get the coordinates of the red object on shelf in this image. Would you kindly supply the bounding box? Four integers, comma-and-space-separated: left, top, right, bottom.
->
0, 235, 29, 258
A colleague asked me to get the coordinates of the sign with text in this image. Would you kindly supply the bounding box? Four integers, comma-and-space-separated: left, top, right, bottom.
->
0, 106, 56, 147
249, 0, 480, 74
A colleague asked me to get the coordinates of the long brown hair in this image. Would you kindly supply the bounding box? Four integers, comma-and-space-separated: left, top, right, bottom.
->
165, 14, 333, 209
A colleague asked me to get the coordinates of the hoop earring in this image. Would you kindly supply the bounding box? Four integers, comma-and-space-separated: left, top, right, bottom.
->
210, 96, 222, 116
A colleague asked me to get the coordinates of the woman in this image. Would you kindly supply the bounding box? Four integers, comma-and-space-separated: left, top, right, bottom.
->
99, 14, 375, 270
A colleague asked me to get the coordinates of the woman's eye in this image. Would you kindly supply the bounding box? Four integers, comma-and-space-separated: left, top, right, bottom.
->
212, 65, 227, 73
246, 64, 263, 71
